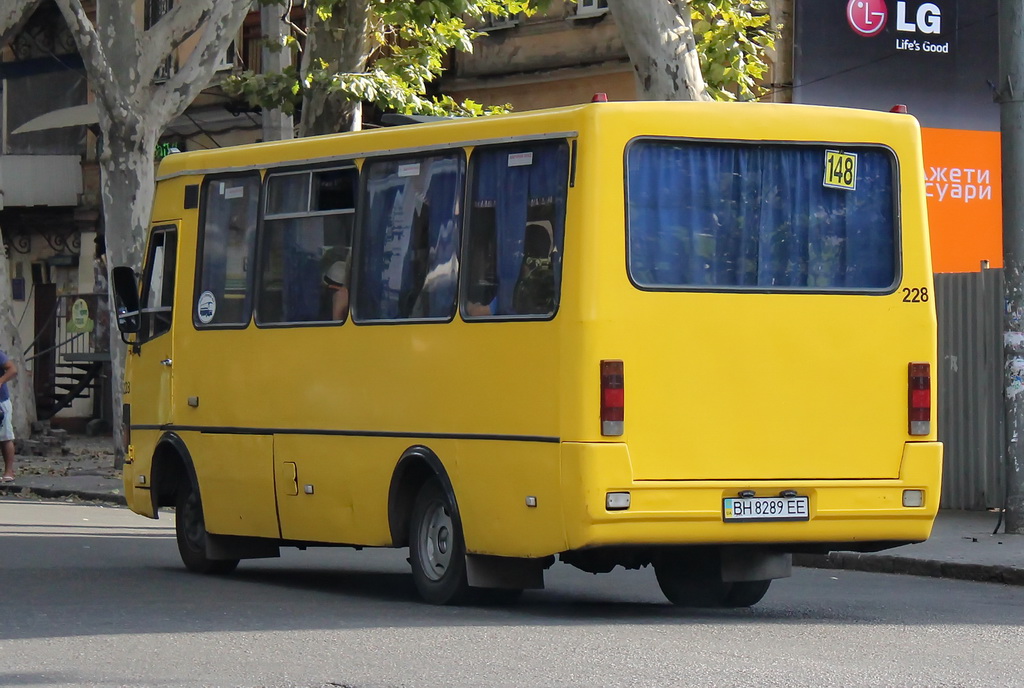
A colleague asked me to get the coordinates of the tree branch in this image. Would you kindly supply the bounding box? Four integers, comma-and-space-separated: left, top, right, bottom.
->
152, 0, 251, 121
136, 1, 215, 84
0, 0, 44, 47
53, 0, 123, 115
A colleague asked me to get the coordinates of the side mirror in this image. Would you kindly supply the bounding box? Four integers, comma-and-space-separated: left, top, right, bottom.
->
111, 265, 141, 337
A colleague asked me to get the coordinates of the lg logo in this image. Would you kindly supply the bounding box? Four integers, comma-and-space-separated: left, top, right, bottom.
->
847, 1, 942, 38
847, 0, 887, 37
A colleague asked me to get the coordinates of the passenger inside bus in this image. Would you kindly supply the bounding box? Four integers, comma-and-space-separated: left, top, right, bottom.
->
322, 260, 350, 321
466, 220, 555, 316
512, 220, 555, 315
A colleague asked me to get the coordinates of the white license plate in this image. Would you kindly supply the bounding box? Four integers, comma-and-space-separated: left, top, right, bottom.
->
723, 496, 810, 522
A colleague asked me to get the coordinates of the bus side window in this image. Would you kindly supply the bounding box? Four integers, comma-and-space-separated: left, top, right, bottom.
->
195, 174, 261, 328
462, 141, 569, 319
138, 226, 176, 342
256, 167, 356, 326
354, 153, 465, 322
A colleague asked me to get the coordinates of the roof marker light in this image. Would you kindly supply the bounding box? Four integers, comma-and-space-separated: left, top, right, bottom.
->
592, 92, 609, 102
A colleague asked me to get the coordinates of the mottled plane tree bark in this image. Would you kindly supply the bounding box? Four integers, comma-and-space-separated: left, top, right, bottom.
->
51, 0, 252, 456
297, 0, 372, 136
0, 0, 42, 44
605, 0, 710, 101
605, 0, 777, 102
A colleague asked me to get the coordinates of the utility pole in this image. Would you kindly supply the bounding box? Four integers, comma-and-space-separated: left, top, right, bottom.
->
1000, 0, 1024, 534
261, 3, 293, 142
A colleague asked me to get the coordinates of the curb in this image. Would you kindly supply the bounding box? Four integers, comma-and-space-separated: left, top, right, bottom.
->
0, 484, 126, 506
795, 552, 1024, 586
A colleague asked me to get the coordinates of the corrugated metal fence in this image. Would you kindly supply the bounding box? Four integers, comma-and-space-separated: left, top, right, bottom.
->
935, 268, 1005, 510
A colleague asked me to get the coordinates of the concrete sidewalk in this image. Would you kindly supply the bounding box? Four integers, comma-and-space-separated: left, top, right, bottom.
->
0, 432, 125, 505
795, 508, 1024, 586
1, 434, 1022, 586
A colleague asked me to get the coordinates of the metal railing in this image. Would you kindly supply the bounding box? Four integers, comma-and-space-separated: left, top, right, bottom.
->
25, 292, 110, 420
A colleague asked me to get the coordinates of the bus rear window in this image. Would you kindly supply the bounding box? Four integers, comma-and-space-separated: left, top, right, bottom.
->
626, 139, 897, 291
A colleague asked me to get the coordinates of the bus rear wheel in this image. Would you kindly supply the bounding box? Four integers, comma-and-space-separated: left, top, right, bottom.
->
409, 479, 471, 605
175, 482, 239, 575
654, 556, 771, 608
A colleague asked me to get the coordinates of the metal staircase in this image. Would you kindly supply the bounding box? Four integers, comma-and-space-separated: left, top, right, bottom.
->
26, 292, 110, 422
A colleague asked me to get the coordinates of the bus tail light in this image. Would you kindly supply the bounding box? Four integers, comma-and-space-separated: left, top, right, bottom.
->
908, 362, 931, 436
601, 360, 624, 436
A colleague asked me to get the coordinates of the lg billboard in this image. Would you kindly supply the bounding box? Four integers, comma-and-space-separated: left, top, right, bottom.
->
794, 0, 1000, 272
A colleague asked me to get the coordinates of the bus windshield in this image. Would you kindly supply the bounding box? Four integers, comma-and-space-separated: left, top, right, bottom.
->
626, 139, 898, 291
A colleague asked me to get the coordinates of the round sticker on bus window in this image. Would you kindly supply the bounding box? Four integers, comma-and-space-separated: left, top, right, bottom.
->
197, 291, 217, 324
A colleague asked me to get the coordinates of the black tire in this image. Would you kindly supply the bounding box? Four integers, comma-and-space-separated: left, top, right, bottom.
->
408, 479, 471, 605
654, 553, 771, 608
722, 579, 772, 608
654, 562, 729, 607
175, 481, 239, 575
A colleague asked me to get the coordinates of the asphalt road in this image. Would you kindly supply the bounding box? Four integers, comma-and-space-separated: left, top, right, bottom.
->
1, 498, 1022, 688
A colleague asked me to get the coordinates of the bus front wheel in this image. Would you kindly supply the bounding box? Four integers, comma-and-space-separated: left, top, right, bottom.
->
175, 482, 239, 575
409, 479, 471, 605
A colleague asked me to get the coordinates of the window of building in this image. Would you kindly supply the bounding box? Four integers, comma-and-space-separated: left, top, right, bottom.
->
144, 0, 173, 27
257, 167, 358, 325
462, 141, 570, 319
480, 11, 519, 31
138, 226, 177, 342
354, 153, 465, 322
575, 0, 609, 17
625, 140, 898, 291
194, 173, 261, 327
145, 0, 175, 80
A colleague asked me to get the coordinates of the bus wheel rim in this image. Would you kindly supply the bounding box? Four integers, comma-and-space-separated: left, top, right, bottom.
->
419, 499, 453, 582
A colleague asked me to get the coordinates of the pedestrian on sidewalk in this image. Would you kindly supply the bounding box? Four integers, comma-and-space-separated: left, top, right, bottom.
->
0, 349, 17, 483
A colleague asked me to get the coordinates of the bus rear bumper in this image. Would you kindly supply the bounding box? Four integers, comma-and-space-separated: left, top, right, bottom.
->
560, 441, 943, 553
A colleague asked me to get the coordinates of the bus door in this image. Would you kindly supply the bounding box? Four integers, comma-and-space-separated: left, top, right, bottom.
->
131, 224, 178, 426
125, 224, 178, 510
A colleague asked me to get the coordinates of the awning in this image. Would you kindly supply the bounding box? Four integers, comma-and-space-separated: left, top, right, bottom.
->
11, 103, 99, 135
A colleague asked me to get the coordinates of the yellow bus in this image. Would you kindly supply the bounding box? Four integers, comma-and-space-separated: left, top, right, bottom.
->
112, 99, 942, 607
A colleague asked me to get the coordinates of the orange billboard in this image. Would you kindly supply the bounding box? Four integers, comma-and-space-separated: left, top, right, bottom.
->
920, 128, 1002, 273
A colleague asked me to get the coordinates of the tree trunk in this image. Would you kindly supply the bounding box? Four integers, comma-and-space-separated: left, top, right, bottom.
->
0, 228, 37, 439
98, 116, 157, 465
53, 0, 250, 461
262, 5, 294, 142
606, 0, 711, 101
298, 0, 372, 136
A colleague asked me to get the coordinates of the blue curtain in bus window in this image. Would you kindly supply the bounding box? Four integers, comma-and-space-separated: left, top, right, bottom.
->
282, 217, 323, 321
357, 155, 463, 321
358, 171, 403, 319
471, 142, 568, 314
422, 160, 462, 317
626, 141, 896, 290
